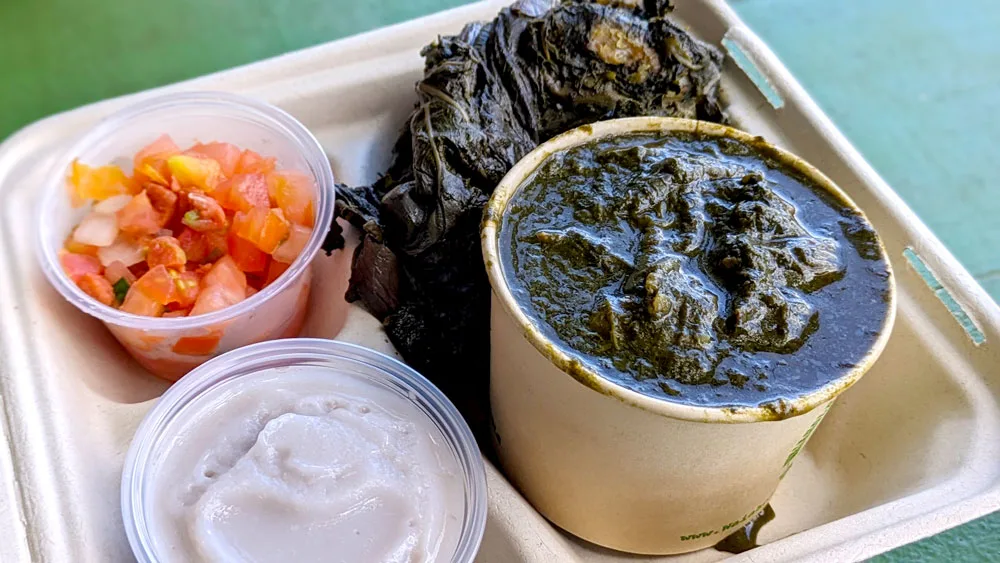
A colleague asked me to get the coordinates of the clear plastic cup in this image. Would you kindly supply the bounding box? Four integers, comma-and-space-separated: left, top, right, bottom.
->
121, 338, 487, 563
37, 91, 335, 380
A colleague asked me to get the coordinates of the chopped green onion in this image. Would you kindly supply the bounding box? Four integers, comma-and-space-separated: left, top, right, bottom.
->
112, 278, 130, 304
182, 210, 200, 226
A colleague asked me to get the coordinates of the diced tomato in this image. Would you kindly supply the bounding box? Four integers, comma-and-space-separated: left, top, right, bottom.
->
134, 135, 180, 168
272, 224, 311, 264
231, 207, 290, 254
235, 149, 276, 175
136, 135, 180, 159
267, 171, 315, 226
265, 259, 290, 284
205, 233, 228, 262
67, 160, 133, 207
170, 269, 201, 308
245, 271, 265, 291
228, 234, 268, 273
167, 154, 222, 192
120, 286, 164, 316
176, 228, 225, 264
258, 208, 291, 254
162, 309, 190, 318
60, 251, 102, 283
135, 163, 169, 186
172, 333, 222, 355
145, 236, 187, 269
218, 173, 268, 212
184, 142, 240, 178
246, 285, 259, 298
133, 135, 180, 186
210, 178, 232, 208
131, 265, 177, 305
189, 284, 243, 316
117, 191, 162, 236
129, 259, 150, 277
231, 207, 266, 242
63, 235, 99, 257
103, 260, 137, 285
182, 192, 228, 232
76, 273, 115, 306
202, 255, 247, 292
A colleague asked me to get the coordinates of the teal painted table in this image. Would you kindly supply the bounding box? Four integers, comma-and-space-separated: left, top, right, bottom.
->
2, 0, 998, 560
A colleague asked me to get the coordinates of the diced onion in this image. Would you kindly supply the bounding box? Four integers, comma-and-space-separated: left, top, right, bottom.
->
73, 212, 119, 247
92, 194, 133, 214
97, 239, 145, 267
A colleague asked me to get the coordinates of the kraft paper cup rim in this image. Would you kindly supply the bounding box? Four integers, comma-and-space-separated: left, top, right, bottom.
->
482, 116, 897, 424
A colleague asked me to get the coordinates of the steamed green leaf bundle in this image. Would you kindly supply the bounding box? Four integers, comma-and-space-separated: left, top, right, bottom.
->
326, 0, 727, 429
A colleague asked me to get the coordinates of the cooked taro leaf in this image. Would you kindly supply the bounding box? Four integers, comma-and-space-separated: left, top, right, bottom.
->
326, 0, 727, 433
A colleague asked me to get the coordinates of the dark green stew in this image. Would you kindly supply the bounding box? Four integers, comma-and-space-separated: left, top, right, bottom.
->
500, 131, 892, 410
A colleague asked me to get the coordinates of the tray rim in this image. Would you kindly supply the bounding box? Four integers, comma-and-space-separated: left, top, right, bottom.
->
0, 0, 999, 561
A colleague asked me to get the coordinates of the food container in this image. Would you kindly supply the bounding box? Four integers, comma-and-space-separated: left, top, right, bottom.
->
482, 116, 897, 555
1, 1, 999, 562
36, 91, 336, 380
122, 338, 488, 563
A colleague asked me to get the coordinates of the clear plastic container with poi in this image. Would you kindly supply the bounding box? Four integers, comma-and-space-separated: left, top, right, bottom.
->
122, 338, 487, 563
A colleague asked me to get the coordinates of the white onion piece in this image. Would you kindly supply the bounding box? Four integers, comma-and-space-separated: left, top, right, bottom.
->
97, 239, 144, 267
92, 194, 133, 214
73, 213, 119, 247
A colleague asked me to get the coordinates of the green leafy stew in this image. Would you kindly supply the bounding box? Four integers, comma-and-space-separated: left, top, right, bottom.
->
499, 131, 892, 411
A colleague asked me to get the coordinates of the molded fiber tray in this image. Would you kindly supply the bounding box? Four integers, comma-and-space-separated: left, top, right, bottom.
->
1, 1, 998, 561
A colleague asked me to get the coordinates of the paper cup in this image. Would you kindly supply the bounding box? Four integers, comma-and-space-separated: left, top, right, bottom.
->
481, 117, 896, 554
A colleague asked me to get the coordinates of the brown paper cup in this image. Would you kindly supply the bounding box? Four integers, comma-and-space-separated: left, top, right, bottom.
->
481, 117, 897, 555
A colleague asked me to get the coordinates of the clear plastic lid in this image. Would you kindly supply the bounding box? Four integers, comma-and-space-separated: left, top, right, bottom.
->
121, 338, 488, 563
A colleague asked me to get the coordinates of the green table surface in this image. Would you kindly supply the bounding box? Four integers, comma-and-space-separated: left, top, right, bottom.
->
2, 0, 998, 560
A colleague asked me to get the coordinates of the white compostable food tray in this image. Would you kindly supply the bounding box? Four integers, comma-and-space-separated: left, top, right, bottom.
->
1, 1, 999, 561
